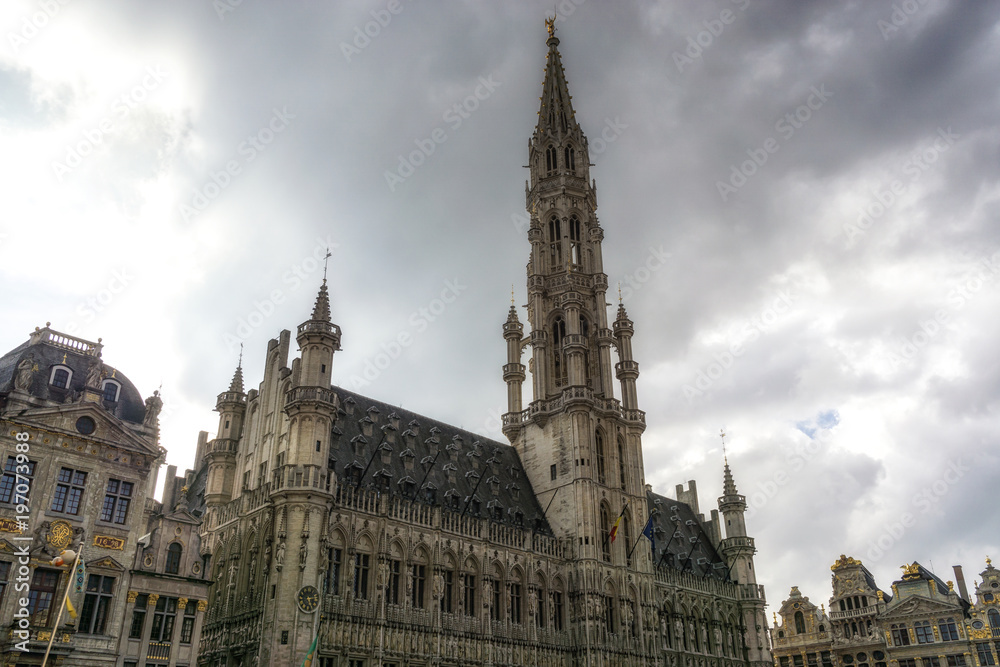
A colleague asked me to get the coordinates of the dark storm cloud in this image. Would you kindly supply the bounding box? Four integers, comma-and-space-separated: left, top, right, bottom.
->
1, 0, 998, 617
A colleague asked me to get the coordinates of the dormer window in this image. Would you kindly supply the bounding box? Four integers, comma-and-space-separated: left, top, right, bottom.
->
101, 380, 120, 403
421, 484, 436, 504
49, 366, 72, 389
399, 476, 416, 498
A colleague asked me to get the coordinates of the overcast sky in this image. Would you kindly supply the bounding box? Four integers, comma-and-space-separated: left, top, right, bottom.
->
2, 0, 999, 614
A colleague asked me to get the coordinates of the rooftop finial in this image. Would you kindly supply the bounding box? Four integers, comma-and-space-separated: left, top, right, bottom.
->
618, 283, 623, 304
545, 14, 556, 38
322, 247, 333, 283
720, 428, 728, 464
511, 284, 515, 306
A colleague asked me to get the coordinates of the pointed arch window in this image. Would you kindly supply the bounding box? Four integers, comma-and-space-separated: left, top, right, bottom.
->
600, 504, 611, 562
548, 216, 562, 269
795, 611, 806, 634
595, 431, 606, 485
569, 215, 582, 267
618, 436, 627, 490
622, 512, 633, 566
552, 316, 567, 387
564, 146, 576, 172
545, 145, 557, 174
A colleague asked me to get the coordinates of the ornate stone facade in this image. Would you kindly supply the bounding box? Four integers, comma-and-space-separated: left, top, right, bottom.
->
771, 556, 1000, 667
195, 24, 772, 667
0, 326, 210, 665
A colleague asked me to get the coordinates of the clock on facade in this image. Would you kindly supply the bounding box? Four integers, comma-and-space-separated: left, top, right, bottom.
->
297, 585, 320, 613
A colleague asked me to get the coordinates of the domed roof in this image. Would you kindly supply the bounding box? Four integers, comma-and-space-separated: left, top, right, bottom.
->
0, 325, 147, 424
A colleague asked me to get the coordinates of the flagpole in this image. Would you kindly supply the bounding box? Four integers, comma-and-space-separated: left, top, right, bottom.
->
626, 510, 655, 561
42, 547, 82, 667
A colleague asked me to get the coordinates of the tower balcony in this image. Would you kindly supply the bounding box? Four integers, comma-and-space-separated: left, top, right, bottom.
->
502, 363, 525, 381
215, 390, 247, 407
615, 360, 639, 379
621, 408, 646, 425
592, 273, 608, 291
721, 535, 756, 556
613, 319, 634, 336
562, 334, 587, 351
296, 320, 343, 348
284, 386, 340, 414
596, 328, 615, 344
503, 321, 523, 337
529, 330, 548, 347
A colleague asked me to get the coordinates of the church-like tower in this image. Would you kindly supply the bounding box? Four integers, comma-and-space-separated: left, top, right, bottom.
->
503, 20, 649, 568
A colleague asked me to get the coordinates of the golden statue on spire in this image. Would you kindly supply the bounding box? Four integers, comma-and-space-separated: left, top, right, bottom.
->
546, 15, 556, 38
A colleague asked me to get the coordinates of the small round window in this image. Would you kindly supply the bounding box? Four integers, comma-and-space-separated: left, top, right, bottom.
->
973, 620, 985, 629
843, 656, 854, 665
873, 651, 885, 661
76, 416, 96, 435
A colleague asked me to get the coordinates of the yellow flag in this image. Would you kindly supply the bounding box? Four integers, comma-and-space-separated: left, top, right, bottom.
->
66, 596, 77, 620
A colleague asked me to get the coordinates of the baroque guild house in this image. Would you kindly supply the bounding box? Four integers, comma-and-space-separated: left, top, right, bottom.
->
771, 556, 1000, 667
195, 24, 773, 667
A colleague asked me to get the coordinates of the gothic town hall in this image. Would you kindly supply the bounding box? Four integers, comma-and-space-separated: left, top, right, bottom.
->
189, 24, 774, 667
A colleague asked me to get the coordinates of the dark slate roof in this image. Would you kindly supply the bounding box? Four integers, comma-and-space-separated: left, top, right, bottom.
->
0, 330, 146, 424
895, 562, 969, 612
648, 491, 730, 581
862, 564, 891, 602
329, 387, 553, 536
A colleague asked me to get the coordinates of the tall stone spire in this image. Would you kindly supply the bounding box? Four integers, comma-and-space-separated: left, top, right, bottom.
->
536, 18, 580, 139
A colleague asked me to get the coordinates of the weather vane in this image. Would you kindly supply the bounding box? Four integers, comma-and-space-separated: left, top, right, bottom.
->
322, 247, 333, 282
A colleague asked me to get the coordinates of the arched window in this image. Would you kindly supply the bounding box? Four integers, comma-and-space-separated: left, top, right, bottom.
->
990, 608, 1000, 631
569, 215, 581, 267
595, 431, 606, 484
410, 548, 428, 609
102, 380, 120, 403
548, 216, 562, 268
622, 512, 633, 566
795, 611, 806, 634
564, 146, 576, 172
600, 504, 611, 562
509, 570, 523, 625
165, 543, 182, 575
49, 366, 72, 389
552, 316, 567, 387
545, 145, 557, 173
618, 436, 627, 490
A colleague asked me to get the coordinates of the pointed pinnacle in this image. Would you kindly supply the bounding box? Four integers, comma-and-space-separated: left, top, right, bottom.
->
311, 280, 332, 322
228, 364, 244, 394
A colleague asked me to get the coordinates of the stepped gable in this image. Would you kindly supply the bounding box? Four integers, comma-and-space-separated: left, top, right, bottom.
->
330, 385, 554, 536
648, 490, 729, 580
